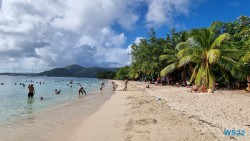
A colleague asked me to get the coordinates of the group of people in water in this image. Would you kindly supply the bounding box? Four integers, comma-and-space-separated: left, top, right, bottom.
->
24, 79, 108, 99
27, 85, 88, 99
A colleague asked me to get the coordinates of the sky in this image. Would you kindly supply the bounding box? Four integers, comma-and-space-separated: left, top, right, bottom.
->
0, 0, 249, 73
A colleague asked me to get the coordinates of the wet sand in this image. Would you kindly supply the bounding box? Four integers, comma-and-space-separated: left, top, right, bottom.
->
72, 81, 250, 141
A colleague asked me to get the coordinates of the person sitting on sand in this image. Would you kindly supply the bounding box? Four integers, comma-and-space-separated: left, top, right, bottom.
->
79, 87, 86, 95
187, 84, 198, 92
190, 84, 198, 92
198, 84, 207, 93
156, 77, 160, 85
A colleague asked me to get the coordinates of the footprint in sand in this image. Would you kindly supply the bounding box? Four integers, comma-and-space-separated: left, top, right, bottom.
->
135, 118, 157, 125
127, 96, 135, 99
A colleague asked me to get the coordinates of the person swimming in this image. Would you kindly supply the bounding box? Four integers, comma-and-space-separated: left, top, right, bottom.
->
55, 89, 61, 94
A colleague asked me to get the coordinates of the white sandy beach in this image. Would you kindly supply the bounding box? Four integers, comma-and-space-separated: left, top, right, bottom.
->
2, 80, 250, 141
70, 81, 250, 141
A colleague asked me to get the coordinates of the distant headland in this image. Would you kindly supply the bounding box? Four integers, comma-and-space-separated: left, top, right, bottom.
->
0, 64, 117, 78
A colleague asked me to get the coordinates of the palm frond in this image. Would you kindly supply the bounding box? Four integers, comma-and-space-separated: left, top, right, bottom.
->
178, 55, 202, 67
221, 49, 242, 59
165, 43, 174, 49
160, 62, 179, 77
163, 49, 177, 54
195, 65, 206, 86
204, 28, 213, 48
210, 33, 230, 49
189, 28, 209, 49
177, 47, 202, 58
217, 65, 230, 83
240, 51, 250, 63
220, 41, 236, 50
207, 49, 221, 64
159, 55, 177, 61
166, 58, 180, 64
217, 56, 239, 77
208, 68, 215, 89
187, 37, 202, 48
190, 64, 200, 83
175, 42, 192, 50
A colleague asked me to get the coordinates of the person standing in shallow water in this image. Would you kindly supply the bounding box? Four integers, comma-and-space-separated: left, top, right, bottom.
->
79, 87, 86, 95
28, 84, 35, 98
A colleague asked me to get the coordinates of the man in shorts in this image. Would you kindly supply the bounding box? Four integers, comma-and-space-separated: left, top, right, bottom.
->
28, 84, 35, 98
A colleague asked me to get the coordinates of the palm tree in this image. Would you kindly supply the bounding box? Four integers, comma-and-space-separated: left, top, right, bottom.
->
177, 28, 241, 89
160, 31, 191, 85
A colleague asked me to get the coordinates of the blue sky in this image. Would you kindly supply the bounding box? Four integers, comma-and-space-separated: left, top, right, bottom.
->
124, 0, 250, 46
0, 0, 249, 72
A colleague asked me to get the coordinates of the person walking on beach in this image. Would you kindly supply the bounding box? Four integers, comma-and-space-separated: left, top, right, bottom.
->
28, 84, 35, 98
123, 79, 128, 91
79, 87, 86, 95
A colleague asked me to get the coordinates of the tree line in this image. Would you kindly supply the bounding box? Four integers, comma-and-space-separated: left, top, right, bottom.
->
115, 16, 250, 89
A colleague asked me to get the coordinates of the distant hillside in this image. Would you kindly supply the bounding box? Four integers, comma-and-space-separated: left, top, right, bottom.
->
76, 67, 114, 77
38, 64, 116, 78
65, 64, 84, 74
38, 68, 74, 77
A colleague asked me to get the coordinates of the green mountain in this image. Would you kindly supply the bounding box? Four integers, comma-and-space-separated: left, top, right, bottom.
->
65, 64, 84, 74
38, 68, 74, 77
76, 67, 114, 77
38, 64, 116, 78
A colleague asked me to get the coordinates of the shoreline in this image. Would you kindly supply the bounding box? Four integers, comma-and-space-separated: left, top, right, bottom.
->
72, 80, 250, 141
0, 76, 106, 127
0, 81, 113, 141
1, 80, 250, 140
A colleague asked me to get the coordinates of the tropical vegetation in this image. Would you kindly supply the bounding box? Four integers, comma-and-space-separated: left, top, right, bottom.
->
116, 15, 250, 89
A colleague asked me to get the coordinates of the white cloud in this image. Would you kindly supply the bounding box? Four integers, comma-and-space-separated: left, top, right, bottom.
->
134, 37, 144, 45
145, 0, 200, 27
51, 0, 139, 32
0, 0, 201, 72
0, 0, 140, 72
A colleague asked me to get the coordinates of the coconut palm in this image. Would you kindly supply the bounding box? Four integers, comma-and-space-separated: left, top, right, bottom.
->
177, 28, 241, 89
160, 31, 191, 85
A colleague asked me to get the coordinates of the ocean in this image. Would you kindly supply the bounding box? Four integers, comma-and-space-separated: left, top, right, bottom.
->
0, 75, 107, 127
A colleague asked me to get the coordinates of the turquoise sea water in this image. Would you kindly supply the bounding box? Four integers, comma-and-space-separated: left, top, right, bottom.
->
0, 75, 105, 126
